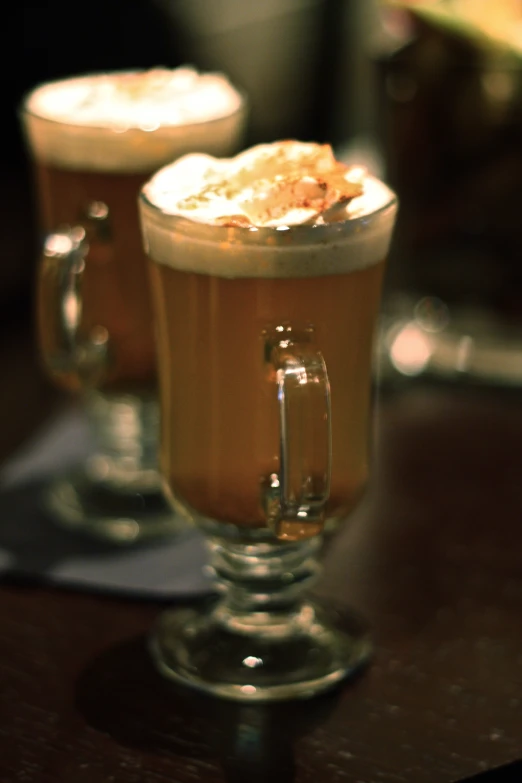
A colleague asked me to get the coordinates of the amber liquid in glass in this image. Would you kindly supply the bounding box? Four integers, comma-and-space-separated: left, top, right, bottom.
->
149, 260, 385, 530
35, 163, 158, 393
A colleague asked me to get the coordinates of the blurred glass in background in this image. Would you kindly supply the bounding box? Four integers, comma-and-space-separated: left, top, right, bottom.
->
3, 0, 180, 331
375, 1, 522, 386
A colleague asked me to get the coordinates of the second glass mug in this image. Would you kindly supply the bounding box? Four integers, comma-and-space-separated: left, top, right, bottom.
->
140, 177, 398, 699
21, 73, 246, 543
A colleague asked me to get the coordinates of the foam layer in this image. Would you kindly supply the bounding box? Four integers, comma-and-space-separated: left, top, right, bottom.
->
27, 68, 242, 129
140, 142, 398, 279
22, 68, 245, 173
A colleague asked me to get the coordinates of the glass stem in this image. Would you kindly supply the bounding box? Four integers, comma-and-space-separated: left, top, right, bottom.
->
84, 390, 160, 489
206, 536, 323, 636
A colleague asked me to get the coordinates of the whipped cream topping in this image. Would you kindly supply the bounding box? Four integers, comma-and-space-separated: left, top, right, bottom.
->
140, 141, 398, 279
26, 67, 243, 129
143, 141, 377, 228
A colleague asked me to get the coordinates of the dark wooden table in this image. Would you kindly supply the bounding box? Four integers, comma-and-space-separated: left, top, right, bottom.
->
0, 333, 521, 783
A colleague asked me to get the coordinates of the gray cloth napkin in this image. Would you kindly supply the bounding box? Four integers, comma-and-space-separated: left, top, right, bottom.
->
0, 406, 211, 599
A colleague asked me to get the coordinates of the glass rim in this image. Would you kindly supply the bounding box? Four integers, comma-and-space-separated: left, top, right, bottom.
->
139, 185, 399, 248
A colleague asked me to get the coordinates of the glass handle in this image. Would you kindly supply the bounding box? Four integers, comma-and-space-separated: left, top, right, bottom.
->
265, 332, 332, 541
37, 224, 109, 390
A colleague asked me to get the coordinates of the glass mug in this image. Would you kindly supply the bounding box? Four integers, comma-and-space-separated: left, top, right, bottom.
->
21, 71, 246, 543
139, 174, 398, 699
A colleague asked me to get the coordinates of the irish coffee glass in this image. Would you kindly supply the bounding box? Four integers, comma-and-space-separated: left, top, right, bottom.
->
22, 72, 246, 542
140, 179, 397, 699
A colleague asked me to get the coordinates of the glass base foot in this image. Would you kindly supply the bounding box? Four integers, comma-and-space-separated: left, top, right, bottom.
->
45, 472, 184, 544
150, 599, 372, 702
